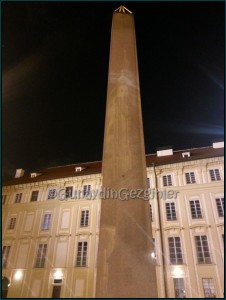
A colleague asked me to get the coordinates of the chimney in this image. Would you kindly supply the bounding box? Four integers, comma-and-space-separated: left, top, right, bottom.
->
157, 146, 173, 157
15, 169, 25, 178
212, 141, 224, 149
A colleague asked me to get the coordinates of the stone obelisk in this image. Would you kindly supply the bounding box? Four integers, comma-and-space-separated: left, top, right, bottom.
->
95, 6, 158, 298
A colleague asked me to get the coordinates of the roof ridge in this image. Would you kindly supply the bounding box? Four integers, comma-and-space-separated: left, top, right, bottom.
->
145, 145, 213, 157
46, 159, 102, 170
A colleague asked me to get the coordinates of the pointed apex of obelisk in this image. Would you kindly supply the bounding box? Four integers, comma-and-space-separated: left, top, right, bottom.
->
114, 5, 132, 14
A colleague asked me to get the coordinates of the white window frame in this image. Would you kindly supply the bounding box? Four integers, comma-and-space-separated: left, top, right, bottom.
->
41, 213, 52, 230
15, 193, 22, 203
190, 200, 202, 219
209, 169, 221, 181
34, 244, 47, 268
202, 278, 216, 298
166, 202, 177, 221
83, 185, 91, 197
215, 197, 224, 217
173, 278, 186, 298
168, 236, 183, 264
75, 241, 88, 267
195, 235, 211, 263
185, 172, 196, 184
2, 246, 11, 268
162, 174, 173, 187
30, 190, 39, 202
80, 210, 89, 227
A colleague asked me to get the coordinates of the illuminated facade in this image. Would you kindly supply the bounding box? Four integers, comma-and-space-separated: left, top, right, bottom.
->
2, 142, 224, 298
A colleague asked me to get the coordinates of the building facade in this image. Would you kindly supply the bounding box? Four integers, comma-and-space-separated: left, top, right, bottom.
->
2, 142, 224, 298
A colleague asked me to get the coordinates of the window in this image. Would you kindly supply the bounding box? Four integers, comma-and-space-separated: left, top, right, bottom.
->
8, 217, 16, 230
174, 278, 186, 298
80, 210, 89, 227
76, 241, 88, 267
2, 246, 11, 268
35, 244, 47, 268
195, 236, 211, 263
209, 169, 221, 181
41, 214, 51, 230
216, 197, 224, 217
168, 237, 183, 264
190, 200, 202, 219
30, 191, 39, 202
2, 195, 7, 205
163, 175, 172, 186
15, 193, 22, 203
202, 278, 216, 298
65, 186, 73, 199
185, 172, 196, 184
147, 177, 150, 188
48, 189, 57, 199
83, 185, 91, 197
166, 203, 177, 220
182, 152, 190, 158
150, 204, 153, 221
52, 279, 62, 298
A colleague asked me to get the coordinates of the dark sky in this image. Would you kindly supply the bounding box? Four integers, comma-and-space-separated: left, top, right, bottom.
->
2, 1, 224, 179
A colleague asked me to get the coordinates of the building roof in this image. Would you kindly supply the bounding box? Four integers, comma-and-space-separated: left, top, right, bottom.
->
3, 146, 224, 186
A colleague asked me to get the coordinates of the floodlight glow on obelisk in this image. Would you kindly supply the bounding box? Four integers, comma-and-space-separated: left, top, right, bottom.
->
95, 6, 158, 298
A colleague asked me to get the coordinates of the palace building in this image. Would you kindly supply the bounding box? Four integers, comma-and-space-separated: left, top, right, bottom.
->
2, 141, 224, 298
2, 5, 224, 298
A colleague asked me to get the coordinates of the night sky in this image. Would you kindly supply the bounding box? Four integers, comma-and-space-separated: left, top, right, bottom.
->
2, 1, 224, 180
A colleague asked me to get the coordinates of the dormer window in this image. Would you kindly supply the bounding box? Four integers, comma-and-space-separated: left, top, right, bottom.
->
75, 167, 82, 173
30, 173, 37, 178
182, 152, 190, 158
